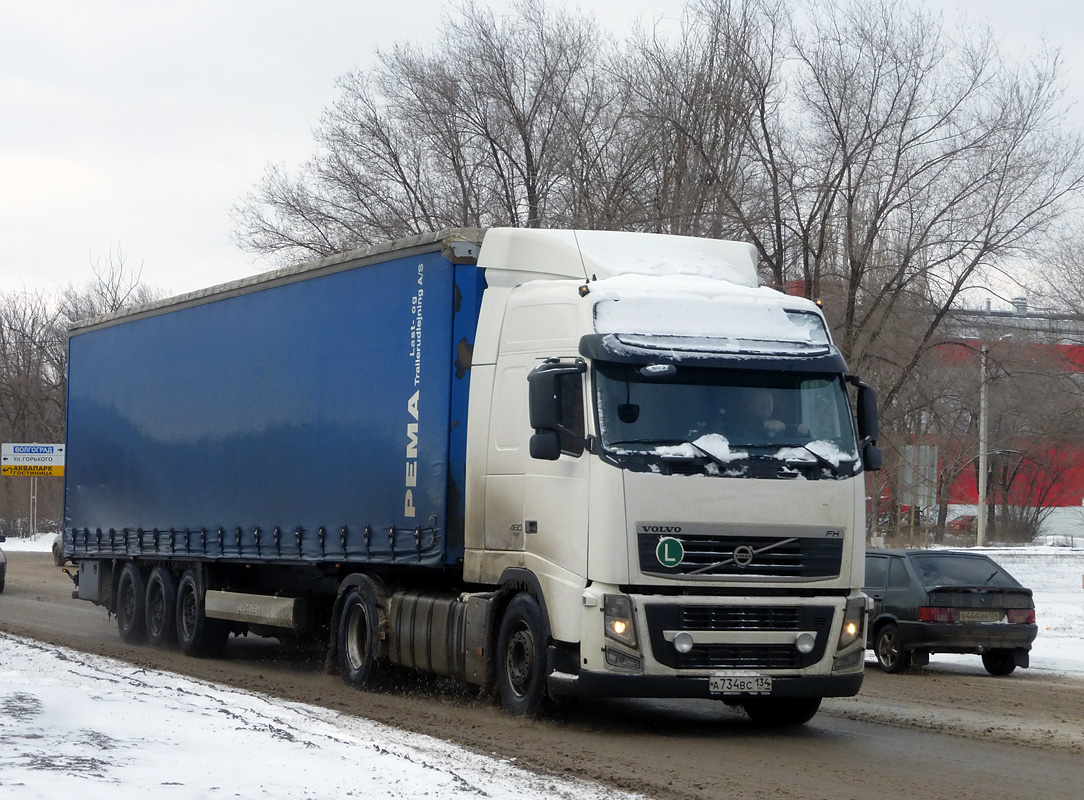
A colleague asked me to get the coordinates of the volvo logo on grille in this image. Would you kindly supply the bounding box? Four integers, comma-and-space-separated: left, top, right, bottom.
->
732, 545, 755, 567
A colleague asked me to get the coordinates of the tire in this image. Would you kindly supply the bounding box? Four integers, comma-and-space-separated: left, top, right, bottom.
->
116, 562, 147, 644
981, 649, 1017, 676
175, 569, 228, 657
496, 593, 551, 717
874, 623, 910, 673
52, 538, 64, 566
742, 697, 821, 726
145, 566, 178, 647
336, 581, 387, 689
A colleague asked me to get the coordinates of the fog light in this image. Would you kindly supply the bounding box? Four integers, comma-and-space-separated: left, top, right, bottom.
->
605, 647, 643, 670
673, 631, 694, 654
795, 632, 816, 654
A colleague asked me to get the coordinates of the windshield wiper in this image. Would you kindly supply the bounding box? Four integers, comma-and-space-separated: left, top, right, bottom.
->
784, 444, 843, 478
607, 438, 690, 447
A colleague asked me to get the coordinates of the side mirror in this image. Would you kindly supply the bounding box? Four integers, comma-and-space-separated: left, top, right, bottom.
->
530, 430, 562, 461
847, 375, 881, 472
528, 366, 561, 430
863, 443, 882, 472
846, 375, 879, 443
527, 360, 587, 461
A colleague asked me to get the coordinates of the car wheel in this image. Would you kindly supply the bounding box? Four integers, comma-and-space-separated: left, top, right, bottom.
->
742, 697, 821, 726
496, 593, 551, 717
981, 649, 1017, 676
875, 623, 911, 673
116, 562, 148, 644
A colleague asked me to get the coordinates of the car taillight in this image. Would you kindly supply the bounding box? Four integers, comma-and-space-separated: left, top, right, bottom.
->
1007, 609, 1035, 624
919, 607, 957, 623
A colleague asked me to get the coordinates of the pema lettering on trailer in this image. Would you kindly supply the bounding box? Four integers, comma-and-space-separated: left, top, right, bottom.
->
405, 389, 419, 517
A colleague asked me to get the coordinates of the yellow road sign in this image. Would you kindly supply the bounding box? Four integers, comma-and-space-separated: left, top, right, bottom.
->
1, 465, 64, 477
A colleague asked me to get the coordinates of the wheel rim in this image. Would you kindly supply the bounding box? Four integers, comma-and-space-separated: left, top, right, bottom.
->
148, 585, 165, 636
179, 585, 197, 639
505, 625, 535, 698
119, 577, 136, 629
878, 630, 899, 667
344, 604, 367, 672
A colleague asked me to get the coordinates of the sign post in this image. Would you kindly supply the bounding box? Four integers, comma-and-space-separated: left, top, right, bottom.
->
2, 443, 65, 535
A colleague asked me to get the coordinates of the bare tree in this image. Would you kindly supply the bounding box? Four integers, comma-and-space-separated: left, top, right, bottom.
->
0, 249, 160, 531
232, 0, 621, 265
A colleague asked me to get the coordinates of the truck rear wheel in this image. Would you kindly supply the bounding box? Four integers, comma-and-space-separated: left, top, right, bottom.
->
337, 583, 387, 689
145, 566, 177, 647
116, 562, 147, 644
175, 569, 228, 657
496, 593, 551, 717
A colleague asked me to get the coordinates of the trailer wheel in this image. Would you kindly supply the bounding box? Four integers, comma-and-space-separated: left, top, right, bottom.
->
145, 567, 178, 647
337, 584, 386, 689
496, 593, 550, 717
116, 562, 147, 644
175, 569, 228, 657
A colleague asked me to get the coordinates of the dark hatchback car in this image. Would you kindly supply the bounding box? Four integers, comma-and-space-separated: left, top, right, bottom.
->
864, 549, 1037, 675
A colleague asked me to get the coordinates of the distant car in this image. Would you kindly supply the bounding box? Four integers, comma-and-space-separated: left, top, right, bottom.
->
946, 515, 978, 533
52, 534, 64, 566
0, 533, 6, 593
864, 548, 1037, 675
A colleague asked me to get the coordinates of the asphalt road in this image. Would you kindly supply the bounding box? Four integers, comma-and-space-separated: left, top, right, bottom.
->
2, 550, 1081, 800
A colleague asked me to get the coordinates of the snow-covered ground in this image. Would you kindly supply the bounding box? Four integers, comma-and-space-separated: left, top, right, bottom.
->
1, 533, 1081, 798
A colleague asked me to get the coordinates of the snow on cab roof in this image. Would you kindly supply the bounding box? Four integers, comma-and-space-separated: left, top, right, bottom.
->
477, 228, 759, 286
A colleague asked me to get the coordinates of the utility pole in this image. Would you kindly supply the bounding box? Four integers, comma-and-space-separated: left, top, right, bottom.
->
977, 344, 989, 547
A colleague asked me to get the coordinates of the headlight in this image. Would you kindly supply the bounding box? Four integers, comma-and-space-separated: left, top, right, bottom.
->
837, 596, 866, 649
603, 594, 638, 648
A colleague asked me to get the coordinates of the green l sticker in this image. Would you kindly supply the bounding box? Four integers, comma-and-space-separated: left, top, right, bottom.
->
656, 536, 684, 568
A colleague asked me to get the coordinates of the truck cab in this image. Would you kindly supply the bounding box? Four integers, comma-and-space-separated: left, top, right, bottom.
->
464, 229, 876, 722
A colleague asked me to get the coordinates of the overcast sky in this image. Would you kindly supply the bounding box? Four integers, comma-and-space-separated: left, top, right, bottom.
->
2, 0, 1081, 299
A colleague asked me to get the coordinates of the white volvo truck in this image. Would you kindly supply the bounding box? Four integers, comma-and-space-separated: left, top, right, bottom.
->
64, 228, 879, 726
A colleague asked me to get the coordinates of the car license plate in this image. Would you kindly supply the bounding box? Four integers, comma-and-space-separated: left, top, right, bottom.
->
709, 674, 772, 694
959, 609, 1001, 622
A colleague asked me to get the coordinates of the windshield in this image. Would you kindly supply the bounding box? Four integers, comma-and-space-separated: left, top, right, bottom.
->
594, 363, 858, 460
910, 554, 1021, 588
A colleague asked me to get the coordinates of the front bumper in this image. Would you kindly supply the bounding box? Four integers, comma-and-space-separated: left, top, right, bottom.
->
549, 669, 863, 699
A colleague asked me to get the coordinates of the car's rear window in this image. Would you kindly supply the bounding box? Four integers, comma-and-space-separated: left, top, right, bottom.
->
909, 554, 1019, 588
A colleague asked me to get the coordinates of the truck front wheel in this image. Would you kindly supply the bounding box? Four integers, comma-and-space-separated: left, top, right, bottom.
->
175, 569, 228, 657
337, 584, 386, 689
496, 593, 550, 717
116, 562, 147, 644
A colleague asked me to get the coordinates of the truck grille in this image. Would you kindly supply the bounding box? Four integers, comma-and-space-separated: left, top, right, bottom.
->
644, 604, 834, 669
637, 532, 843, 579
